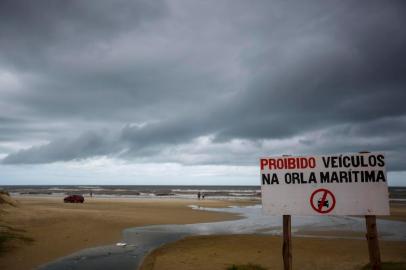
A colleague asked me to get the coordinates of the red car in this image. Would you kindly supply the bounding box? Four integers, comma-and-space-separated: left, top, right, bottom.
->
64, 195, 85, 203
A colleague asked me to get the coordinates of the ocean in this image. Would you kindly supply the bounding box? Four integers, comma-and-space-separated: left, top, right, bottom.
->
0, 185, 261, 200
1, 185, 405, 201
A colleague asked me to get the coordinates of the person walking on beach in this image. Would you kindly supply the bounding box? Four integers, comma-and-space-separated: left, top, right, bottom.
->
202, 193, 205, 200
197, 192, 201, 200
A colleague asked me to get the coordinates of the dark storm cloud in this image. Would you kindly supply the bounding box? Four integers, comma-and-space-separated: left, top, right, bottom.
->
0, 0, 167, 68
216, 1, 406, 140
1, 0, 406, 171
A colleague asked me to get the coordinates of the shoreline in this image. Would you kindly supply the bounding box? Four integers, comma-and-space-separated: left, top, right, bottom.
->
2, 185, 263, 202
0, 196, 249, 270
1, 195, 405, 270
38, 200, 406, 269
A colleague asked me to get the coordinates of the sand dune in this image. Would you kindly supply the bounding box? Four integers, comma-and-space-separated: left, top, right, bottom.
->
0, 191, 18, 207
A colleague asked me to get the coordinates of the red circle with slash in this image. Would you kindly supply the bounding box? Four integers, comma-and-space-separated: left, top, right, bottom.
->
310, 188, 336, 214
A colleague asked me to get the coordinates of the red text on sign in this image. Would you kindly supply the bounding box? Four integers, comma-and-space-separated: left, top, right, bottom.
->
260, 157, 316, 170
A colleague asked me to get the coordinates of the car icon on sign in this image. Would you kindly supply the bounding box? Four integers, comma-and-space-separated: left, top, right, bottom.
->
317, 199, 329, 208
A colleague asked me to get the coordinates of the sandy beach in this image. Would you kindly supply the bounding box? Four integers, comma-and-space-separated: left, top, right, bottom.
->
138, 201, 406, 270
140, 235, 406, 270
1, 195, 406, 270
0, 196, 249, 270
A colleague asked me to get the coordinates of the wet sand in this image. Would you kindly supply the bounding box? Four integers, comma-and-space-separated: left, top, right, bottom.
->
0, 196, 250, 270
2, 197, 405, 270
140, 234, 406, 270
139, 202, 406, 270
380, 202, 406, 222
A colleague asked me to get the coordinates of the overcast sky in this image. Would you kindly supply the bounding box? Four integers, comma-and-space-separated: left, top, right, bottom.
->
0, 0, 405, 186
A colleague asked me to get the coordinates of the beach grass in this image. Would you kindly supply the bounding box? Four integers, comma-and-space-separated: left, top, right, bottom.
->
227, 263, 268, 270
361, 262, 406, 270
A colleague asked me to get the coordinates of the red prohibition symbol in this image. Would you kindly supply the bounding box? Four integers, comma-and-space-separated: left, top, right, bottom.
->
310, 188, 336, 214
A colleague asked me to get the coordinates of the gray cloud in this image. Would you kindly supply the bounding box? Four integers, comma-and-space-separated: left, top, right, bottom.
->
1, 0, 405, 173
2, 130, 119, 164
0, 0, 168, 68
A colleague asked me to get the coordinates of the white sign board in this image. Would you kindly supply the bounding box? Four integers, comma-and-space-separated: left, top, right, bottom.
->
260, 152, 390, 215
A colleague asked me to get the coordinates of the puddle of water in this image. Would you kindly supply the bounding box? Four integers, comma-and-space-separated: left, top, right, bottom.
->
37, 204, 406, 270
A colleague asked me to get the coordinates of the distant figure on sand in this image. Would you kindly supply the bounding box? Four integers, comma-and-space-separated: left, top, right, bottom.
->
90, 191, 93, 197
202, 193, 205, 200
197, 192, 201, 200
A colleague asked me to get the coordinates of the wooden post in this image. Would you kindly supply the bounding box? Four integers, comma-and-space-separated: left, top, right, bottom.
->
365, 215, 381, 270
359, 151, 382, 270
283, 215, 292, 270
